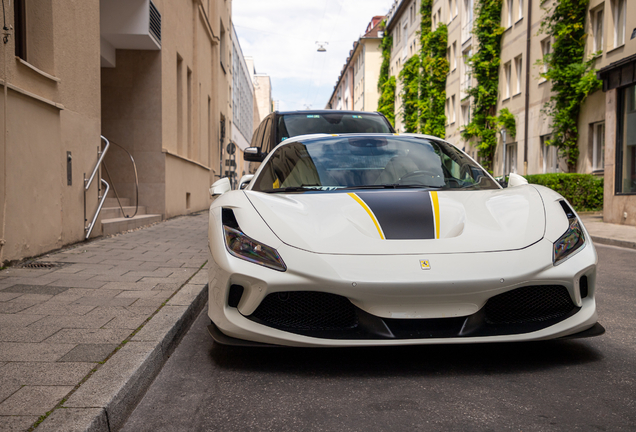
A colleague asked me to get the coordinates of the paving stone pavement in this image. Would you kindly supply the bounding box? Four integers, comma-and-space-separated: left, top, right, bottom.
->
580, 213, 636, 250
0, 213, 209, 431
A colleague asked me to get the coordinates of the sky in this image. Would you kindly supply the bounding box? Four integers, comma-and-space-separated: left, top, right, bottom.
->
232, 0, 394, 112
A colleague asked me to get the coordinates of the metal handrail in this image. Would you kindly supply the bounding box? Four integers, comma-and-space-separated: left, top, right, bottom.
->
84, 136, 110, 239
102, 140, 139, 219
85, 136, 109, 191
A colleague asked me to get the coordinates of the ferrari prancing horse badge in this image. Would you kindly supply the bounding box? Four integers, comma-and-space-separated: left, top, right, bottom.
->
420, 260, 431, 270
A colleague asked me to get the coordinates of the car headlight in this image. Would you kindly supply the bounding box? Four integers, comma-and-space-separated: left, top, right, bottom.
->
553, 201, 585, 265
223, 225, 286, 272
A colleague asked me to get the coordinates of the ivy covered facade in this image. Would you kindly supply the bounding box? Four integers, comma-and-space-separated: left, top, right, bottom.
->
377, 0, 629, 180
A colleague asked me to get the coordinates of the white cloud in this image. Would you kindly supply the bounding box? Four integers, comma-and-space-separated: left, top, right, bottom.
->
233, 0, 393, 111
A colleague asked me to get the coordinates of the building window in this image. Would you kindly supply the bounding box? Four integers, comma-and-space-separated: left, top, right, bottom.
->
612, 0, 626, 47
462, 0, 473, 43
448, 0, 458, 22
461, 48, 472, 95
514, 55, 522, 95
618, 84, 636, 193
504, 61, 512, 99
518, 0, 524, 21
220, 21, 227, 72
14, 0, 26, 60
445, 98, 450, 125
541, 135, 558, 173
506, 0, 513, 27
592, 6, 604, 53
592, 122, 605, 171
177, 54, 184, 155
461, 102, 471, 129
13, 0, 54, 73
540, 38, 551, 80
505, 143, 517, 174
452, 41, 457, 71
451, 95, 456, 124
187, 67, 192, 158
402, 21, 409, 59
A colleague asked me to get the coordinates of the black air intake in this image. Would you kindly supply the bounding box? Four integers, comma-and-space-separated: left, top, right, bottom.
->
484, 285, 576, 325
250, 291, 357, 331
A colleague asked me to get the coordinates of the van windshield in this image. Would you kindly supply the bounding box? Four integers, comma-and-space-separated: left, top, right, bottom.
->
276, 113, 392, 143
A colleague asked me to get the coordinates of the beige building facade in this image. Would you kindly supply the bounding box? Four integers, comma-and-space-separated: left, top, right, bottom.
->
229, 24, 254, 187
327, 16, 385, 112
0, 0, 233, 265
386, 0, 422, 132
385, 0, 636, 226
245, 56, 272, 174
594, 1, 636, 225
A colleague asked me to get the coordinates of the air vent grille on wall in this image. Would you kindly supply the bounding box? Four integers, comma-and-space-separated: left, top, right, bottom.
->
149, 1, 161, 44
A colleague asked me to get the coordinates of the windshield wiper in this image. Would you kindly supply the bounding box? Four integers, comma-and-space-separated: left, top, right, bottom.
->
264, 186, 322, 193
342, 184, 443, 190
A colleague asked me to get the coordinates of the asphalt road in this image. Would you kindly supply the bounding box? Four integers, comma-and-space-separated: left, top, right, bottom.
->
121, 244, 636, 432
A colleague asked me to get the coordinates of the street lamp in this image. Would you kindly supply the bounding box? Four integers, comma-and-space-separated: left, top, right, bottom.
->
316, 41, 328, 52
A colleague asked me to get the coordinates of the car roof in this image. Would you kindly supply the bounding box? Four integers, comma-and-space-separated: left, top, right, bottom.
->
282, 132, 445, 143
275, 109, 382, 116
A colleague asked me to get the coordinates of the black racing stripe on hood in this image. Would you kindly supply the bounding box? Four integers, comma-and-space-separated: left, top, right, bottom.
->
356, 190, 435, 240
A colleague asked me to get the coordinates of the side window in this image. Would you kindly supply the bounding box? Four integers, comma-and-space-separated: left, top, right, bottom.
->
261, 117, 274, 154
250, 123, 264, 147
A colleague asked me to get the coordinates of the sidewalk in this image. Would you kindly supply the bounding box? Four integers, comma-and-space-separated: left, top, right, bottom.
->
0, 212, 209, 432
580, 213, 636, 250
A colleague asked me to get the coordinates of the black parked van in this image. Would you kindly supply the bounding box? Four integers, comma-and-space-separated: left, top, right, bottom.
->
244, 110, 395, 162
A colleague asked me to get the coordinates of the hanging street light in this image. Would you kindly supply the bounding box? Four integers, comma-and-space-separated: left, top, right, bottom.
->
316, 41, 328, 52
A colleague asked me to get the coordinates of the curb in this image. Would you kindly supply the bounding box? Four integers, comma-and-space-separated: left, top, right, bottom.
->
36, 281, 209, 432
591, 236, 636, 250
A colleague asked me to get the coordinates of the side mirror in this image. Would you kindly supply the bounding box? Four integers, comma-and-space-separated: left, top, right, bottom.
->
244, 147, 267, 162
507, 173, 528, 188
209, 177, 231, 197
238, 174, 254, 190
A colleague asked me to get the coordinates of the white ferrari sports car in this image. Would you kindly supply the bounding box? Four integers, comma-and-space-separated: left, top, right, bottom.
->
207, 133, 604, 347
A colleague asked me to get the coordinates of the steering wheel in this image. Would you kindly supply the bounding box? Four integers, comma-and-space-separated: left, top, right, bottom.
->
396, 170, 442, 186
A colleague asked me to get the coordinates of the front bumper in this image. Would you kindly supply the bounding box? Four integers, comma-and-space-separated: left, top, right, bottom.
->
208, 235, 599, 347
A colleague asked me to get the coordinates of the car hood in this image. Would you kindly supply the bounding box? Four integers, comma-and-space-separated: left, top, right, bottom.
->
244, 186, 545, 255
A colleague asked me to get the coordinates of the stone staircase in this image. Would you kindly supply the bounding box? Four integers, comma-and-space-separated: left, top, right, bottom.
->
101, 198, 163, 236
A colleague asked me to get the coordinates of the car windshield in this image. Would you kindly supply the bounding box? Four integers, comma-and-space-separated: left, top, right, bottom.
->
276, 113, 392, 143
251, 135, 499, 192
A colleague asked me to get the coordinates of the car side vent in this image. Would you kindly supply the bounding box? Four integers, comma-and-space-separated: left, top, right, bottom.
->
149, 1, 161, 45
559, 200, 576, 219
221, 208, 240, 229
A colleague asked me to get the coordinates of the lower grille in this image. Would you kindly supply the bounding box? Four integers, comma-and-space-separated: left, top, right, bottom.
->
250, 291, 358, 331
484, 285, 576, 325
246, 286, 580, 339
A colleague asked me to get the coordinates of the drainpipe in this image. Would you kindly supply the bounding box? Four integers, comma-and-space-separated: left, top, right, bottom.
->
0, 24, 10, 264
523, 0, 532, 175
